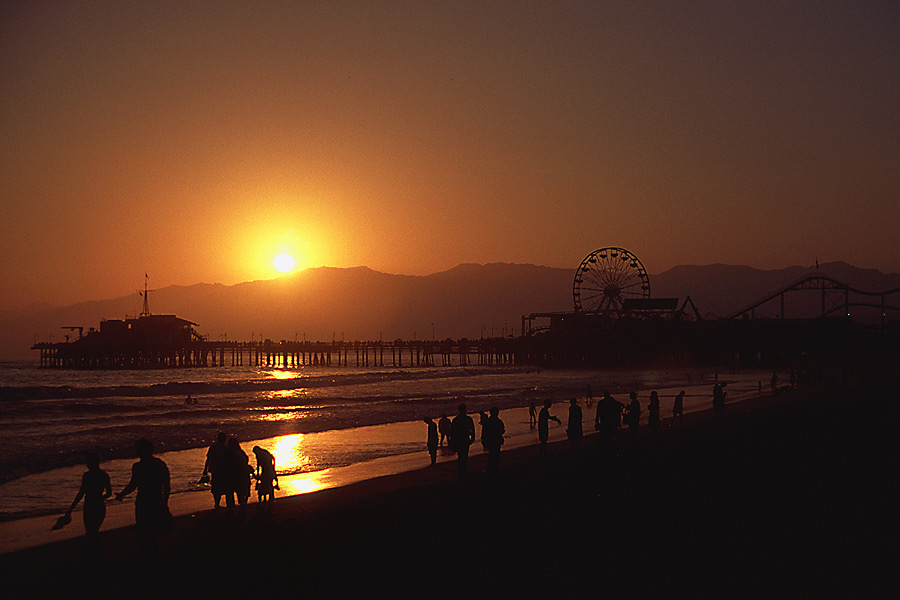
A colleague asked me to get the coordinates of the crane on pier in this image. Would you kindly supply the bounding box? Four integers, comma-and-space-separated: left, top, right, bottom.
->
62, 326, 83, 341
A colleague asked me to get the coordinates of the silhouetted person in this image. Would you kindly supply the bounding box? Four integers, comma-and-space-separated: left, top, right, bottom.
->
648, 391, 660, 433
529, 402, 537, 428
567, 398, 583, 450
424, 417, 439, 465
226, 437, 251, 509
624, 392, 641, 432
585, 384, 593, 409
64, 451, 112, 564
478, 411, 489, 451
538, 399, 561, 456
202, 432, 228, 508
438, 414, 451, 447
672, 390, 685, 425
116, 438, 170, 557
252, 446, 277, 503
594, 391, 622, 441
770, 371, 778, 392
449, 403, 475, 479
482, 407, 505, 475
713, 382, 727, 415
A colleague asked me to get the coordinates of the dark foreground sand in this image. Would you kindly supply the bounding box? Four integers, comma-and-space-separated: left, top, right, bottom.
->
2, 381, 896, 597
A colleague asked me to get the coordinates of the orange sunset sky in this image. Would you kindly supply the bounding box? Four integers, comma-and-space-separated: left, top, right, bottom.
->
2, 1, 898, 311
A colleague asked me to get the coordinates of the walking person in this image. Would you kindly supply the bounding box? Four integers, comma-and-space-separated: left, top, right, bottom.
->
449, 403, 475, 479
567, 398, 583, 450
116, 439, 171, 558
227, 437, 252, 510
438, 414, 451, 447
63, 451, 112, 565
482, 407, 505, 476
538, 399, 561, 456
672, 390, 685, 425
624, 392, 641, 432
529, 402, 537, 428
713, 382, 727, 416
648, 391, 660, 433
201, 432, 228, 508
478, 411, 489, 452
424, 417, 439, 465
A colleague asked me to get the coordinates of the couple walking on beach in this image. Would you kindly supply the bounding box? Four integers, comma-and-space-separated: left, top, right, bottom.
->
202, 433, 278, 509
62, 438, 171, 562
444, 403, 505, 478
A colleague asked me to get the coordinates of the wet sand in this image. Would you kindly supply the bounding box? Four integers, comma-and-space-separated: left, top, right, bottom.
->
1, 381, 895, 597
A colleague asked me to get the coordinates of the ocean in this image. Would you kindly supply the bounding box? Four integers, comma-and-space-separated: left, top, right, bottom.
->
0, 360, 768, 524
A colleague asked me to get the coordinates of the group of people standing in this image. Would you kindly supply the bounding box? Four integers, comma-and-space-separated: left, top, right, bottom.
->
427, 403, 506, 478
60, 433, 280, 564
431, 387, 698, 475
201, 432, 278, 508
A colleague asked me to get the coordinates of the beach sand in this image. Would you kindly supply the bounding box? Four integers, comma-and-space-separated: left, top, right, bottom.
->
1, 381, 895, 597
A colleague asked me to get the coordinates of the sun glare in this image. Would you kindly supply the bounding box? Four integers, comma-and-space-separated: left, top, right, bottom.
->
273, 253, 295, 273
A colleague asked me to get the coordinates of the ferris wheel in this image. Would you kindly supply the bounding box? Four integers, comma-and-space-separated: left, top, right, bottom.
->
573, 247, 650, 313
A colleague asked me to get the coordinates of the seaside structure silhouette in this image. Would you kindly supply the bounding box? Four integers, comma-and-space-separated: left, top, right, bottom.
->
29, 251, 900, 374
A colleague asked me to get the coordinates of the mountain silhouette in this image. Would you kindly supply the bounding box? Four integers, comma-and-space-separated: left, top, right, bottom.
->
2, 261, 898, 360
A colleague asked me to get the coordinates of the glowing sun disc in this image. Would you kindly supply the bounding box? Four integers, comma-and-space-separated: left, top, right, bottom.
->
273, 253, 295, 273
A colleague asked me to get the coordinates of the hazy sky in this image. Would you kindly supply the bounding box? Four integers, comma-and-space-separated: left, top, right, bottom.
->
2, 1, 898, 310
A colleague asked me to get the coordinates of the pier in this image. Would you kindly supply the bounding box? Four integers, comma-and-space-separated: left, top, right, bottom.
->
33, 338, 521, 369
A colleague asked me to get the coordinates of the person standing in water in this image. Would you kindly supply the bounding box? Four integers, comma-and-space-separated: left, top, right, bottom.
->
64, 451, 112, 563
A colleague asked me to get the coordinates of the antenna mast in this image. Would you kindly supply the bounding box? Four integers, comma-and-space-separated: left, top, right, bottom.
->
140, 274, 152, 316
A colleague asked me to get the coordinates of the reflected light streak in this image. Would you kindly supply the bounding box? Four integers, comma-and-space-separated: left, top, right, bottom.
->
278, 470, 330, 496
255, 410, 310, 423
263, 370, 302, 380
266, 388, 309, 400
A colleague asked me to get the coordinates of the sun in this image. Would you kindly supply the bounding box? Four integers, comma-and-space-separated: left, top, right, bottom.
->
273, 253, 295, 273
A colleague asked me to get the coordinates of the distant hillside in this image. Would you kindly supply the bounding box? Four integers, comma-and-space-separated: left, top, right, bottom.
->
2, 261, 898, 360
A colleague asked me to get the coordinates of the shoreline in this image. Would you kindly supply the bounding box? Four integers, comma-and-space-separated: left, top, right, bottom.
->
2, 380, 894, 595
0, 373, 763, 534
0, 363, 739, 485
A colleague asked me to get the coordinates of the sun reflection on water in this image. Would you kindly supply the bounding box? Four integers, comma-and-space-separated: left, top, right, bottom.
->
278, 471, 329, 496
267, 433, 311, 473
263, 370, 302, 381
266, 388, 309, 400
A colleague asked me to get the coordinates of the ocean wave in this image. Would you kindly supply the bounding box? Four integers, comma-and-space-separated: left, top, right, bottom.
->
0, 366, 537, 401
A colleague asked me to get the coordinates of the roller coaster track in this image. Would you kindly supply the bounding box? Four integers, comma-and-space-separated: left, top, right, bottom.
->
729, 274, 900, 322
